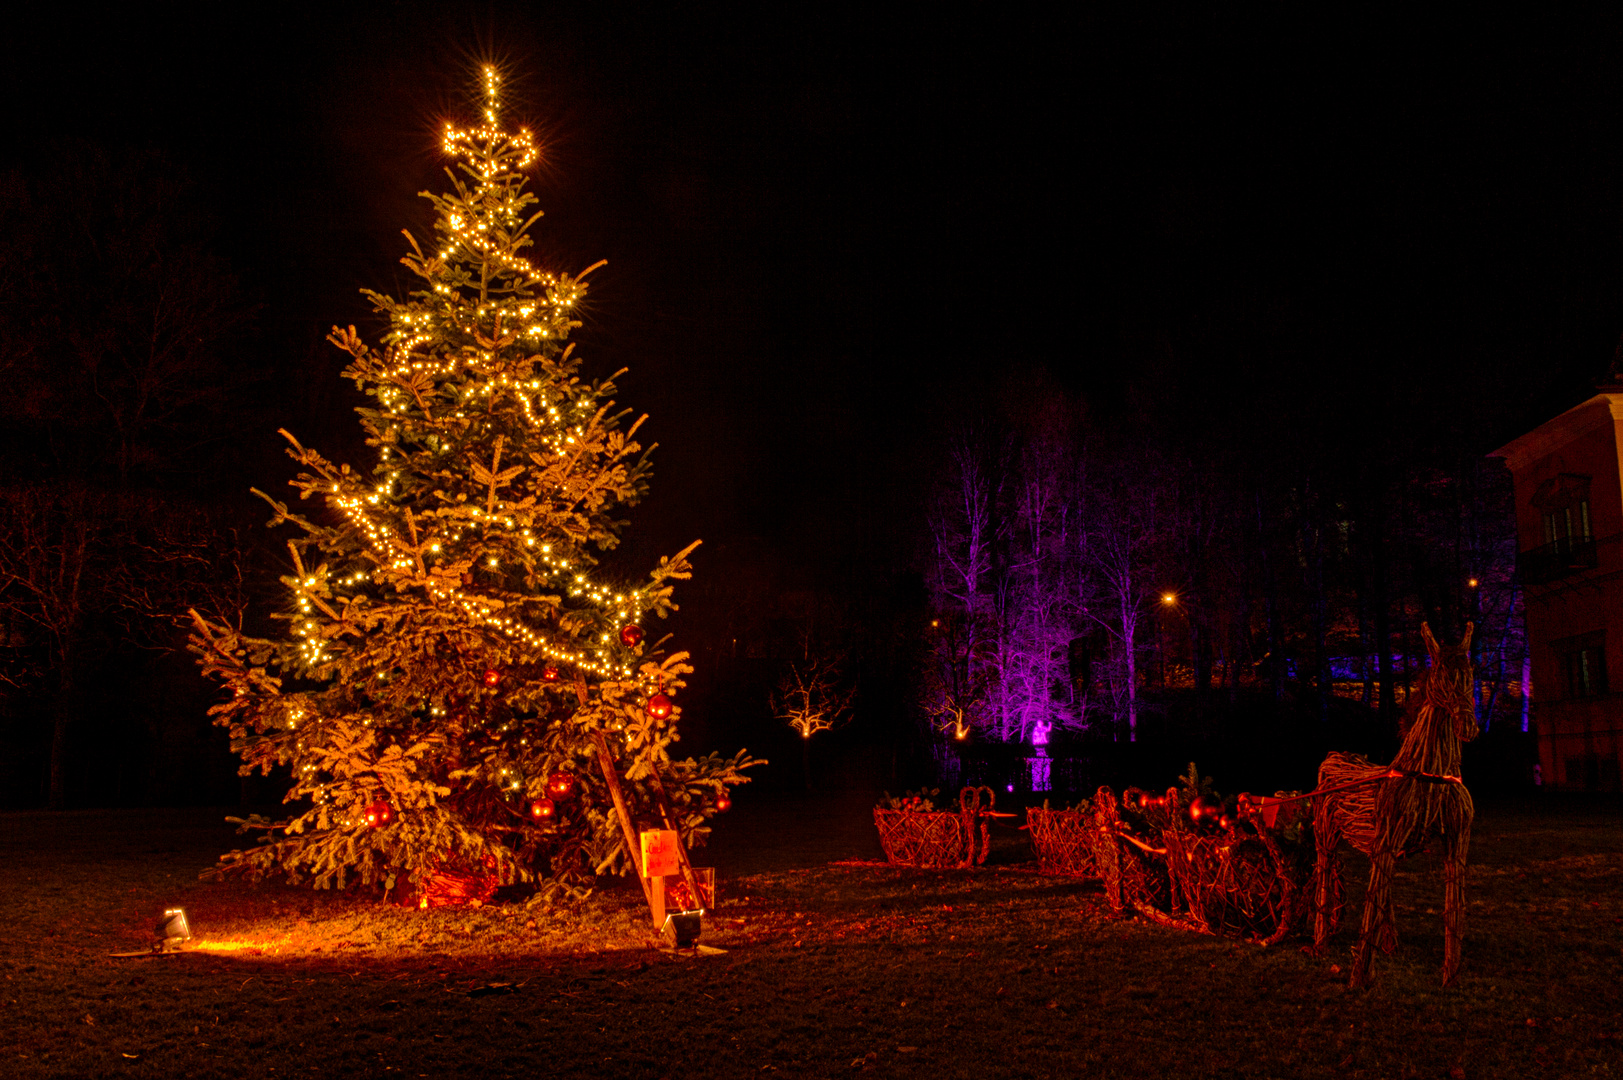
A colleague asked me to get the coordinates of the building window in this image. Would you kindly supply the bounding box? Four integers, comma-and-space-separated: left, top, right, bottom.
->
1554, 630, 1608, 699
1533, 472, 1593, 547
1542, 499, 1592, 546
1521, 473, 1599, 584
1564, 754, 1621, 790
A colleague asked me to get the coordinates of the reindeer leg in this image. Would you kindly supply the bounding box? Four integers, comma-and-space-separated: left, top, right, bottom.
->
1311, 818, 1337, 954
1351, 815, 1399, 989
1378, 888, 1399, 955
1442, 818, 1471, 988
1327, 855, 1343, 936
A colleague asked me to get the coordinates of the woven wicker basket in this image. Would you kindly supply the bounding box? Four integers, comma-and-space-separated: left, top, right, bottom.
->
873, 808, 967, 868
1026, 807, 1097, 878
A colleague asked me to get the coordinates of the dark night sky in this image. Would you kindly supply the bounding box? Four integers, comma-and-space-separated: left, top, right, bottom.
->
7, 5, 1623, 589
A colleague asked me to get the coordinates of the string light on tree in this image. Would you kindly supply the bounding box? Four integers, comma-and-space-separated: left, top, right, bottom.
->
187, 64, 760, 900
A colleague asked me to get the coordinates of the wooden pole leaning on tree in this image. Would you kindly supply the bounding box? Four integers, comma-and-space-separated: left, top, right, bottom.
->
575, 677, 657, 922
642, 760, 708, 912
591, 729, 659, 922
577, 675, 708, 931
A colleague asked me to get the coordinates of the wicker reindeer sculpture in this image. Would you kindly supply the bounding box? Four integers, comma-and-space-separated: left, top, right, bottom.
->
1312, 622, 1478, 988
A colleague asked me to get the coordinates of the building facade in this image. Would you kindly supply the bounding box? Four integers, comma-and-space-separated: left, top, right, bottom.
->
1493, 390, 1623, 790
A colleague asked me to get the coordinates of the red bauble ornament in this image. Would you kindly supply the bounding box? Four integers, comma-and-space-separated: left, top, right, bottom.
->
482, 668, 502, 688
541, 665, 560, 683
647, 692, 673, 720
529, 797, 556, 821
715, 793, 732, 813
619, 624, 644, 647
545, 771, 577, 800
363, 800, 394, 828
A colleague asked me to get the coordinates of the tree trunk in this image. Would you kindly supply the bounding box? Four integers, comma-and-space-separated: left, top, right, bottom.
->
49, 656, 74, 810
1192, 611, 1211, 693
1185, 525, 1212, 694
1399, 611, 1414, 711
1229, 561, 1252, 704
1481, 624, 1507, 732
1358, 594, 1375, 708
1521, 649, 1532, 734
1371, 508, 1396, 726
1313, 527, 1330, 722
1261, 552, 1285, 701
1124, 620, 1139, 743
1255, 492, 1285, 703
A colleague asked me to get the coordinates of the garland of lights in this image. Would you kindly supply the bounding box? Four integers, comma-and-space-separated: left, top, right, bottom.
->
183, 63, 770, 882
283, 67, 663, 685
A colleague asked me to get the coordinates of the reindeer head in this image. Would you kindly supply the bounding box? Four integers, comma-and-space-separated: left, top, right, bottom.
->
1421, 621, 1479, 743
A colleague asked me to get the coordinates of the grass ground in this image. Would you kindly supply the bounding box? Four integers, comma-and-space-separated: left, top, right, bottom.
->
1, 791, 1620, 1079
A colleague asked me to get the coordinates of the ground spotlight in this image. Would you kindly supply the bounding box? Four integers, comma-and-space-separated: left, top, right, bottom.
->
661, 910, 703, 949
155, 907, 192, 952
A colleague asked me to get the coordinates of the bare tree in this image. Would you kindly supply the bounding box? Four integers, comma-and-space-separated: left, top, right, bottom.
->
1083, 462, 1166, 742
994, 408, 1079, 740
0, 486, 103, 807
0, 145, 251, 806
922, 423, 1011, 749
921, 612, 986, 742
0, 485, 236, 807
0, 146, 252, 485
773, 651, 855, 791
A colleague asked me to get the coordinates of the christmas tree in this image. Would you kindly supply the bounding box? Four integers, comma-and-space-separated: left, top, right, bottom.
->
189, 67, 758, 903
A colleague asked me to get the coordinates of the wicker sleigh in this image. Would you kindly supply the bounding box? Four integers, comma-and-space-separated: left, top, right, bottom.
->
872, 808, 968, 868
1090, 785, 1314, 944
1026, 807, 1097, 878
1161, 821, 1313, 942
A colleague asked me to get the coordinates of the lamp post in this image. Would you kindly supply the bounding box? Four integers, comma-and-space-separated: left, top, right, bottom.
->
1160, 593, 1178, 689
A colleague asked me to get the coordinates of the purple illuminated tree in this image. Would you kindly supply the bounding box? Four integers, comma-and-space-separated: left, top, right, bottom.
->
923, 425, 1009, 742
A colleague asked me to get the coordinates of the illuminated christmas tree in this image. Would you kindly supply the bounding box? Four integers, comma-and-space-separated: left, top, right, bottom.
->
189, 67, 757, 902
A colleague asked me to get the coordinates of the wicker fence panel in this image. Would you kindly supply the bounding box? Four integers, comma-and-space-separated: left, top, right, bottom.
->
1026, 808, 1097, 878
873, 808, 968, 868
